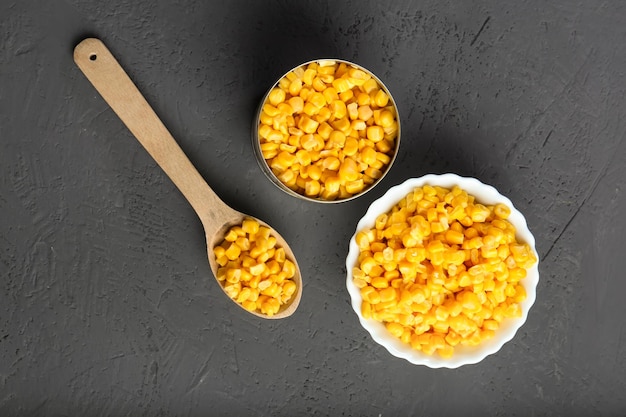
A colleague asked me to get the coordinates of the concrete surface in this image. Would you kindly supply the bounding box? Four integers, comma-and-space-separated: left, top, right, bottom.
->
2, 0, 626, 415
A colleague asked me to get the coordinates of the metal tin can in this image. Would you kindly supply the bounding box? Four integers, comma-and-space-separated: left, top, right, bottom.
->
252, 59, 401, 203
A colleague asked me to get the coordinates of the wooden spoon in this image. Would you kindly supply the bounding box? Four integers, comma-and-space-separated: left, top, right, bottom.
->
74, 38, 302, 319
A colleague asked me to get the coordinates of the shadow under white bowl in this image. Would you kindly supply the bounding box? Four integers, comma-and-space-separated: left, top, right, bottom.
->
345, 174, 540, 368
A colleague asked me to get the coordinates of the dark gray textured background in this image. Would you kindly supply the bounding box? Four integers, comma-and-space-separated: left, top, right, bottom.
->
2, 0, 626, 415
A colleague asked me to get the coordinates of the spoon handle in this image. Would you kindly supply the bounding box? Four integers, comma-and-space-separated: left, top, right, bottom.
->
74, 38, 232, 233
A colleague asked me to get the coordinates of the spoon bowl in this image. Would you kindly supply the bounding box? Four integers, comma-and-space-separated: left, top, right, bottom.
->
74, 38, 302, 319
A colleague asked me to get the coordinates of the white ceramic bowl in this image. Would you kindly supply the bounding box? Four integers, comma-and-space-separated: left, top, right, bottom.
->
345, 174, 539, 368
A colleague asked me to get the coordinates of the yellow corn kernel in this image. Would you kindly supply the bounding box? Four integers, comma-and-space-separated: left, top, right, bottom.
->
434, 343, 453, 359
326, 130, 345, 149
287, 96, 304, 113
371, 89, 388, 107
371, 276, 389, 289
307, 164, 323, 181
298, 86, 311, 101
347, 67, 369, 84
426, 239, 445, 254
265, 260, 281, 276
358, 105, 374, 122
444, 250, 466, 266
481, 246, 499, 259
301, 134, 325, 151
276, 103, 293, 117
504, 268, 525, 284
263, 103, 281, 118
398, 261, 418, 280
346, 102, 358, 120
377, 109, 394, 128
331, 116, 351, 133
270, 151, 297, 172
357, 147, 375, 167
324, 176, 341, 194
361, 301, 372, 319
297, 115, 320, 135
235, 236, 251, 251
386, 322, 404, 338
373, 139, 391, 154
338, 157, 359, 182
258, 124, 274, 140
263, 298, 281, 317
366, 125, 384, 142
307, 91, 325, 109
225, 267, 242, 284
470, 204, 490, 222
271, 248, 285, 265
259, 111, 274, 126
376, 152, 391, 165
303, 102, 319, 118
224, 228, 241, 242
378, 287, 397, 304
241, 218, 259, 235
494, 203, 511, 219
512, 284, 527, 303
510, 243, 530, 261
504, 303, 522, 318
268, 88, 286, 106
356, 92, 371, 106
277, 169, 297, 188
238, 299, 256, 311
267, 129, 284, 143
353, 278, 368, 289
332, 77, 351, 93
248, 262, 266, 276
236, 287, 252, 303
311, 77, 326, 92
278, 76, 291, 90
295, 149, 312, 166
283, 280, 297, 298
321, 156, 340, 171
354, 75, 374, 92
316, 121, 333, 139
341, 137, 359, 156
246, 287, 260, 302
350, 119, 366, 131
300, 68, 315, 85
224, 242, 242, 261
261, 282, 281, 298
360, 286, 379, 304
345, 179, 365, 195
327, 99, 346, 120
305, 179, 321, 196
317, 86, 338, 103
384, 123, 398, 139
223, 282, 241, 300
213, 245, 226, 258
458, 290, 482, 314
445, 230, 464, 245
281, 259, 295, 279
313, 105, 332, 122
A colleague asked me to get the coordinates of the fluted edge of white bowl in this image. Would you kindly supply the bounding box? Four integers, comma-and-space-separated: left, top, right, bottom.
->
345, 174, 539, 368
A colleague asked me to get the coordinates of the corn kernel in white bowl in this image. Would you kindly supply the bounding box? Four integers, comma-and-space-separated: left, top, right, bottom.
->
345, 174, 539, 368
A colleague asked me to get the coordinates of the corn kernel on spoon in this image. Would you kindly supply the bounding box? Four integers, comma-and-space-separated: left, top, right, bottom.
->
74, 38, 302, 319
